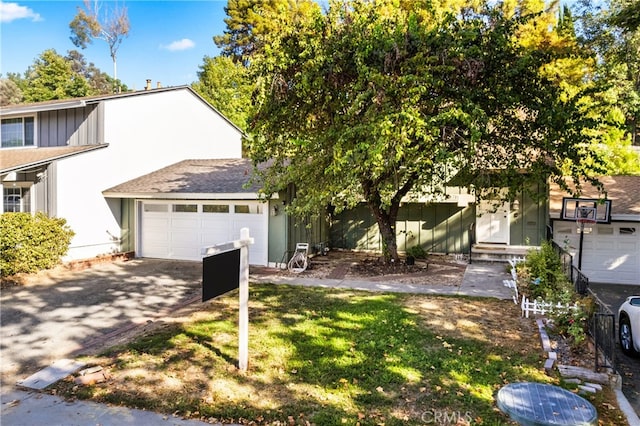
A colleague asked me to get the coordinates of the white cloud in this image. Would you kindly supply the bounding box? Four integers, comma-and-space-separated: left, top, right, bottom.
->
160, 38, 195, 52
0, 2, 43, 23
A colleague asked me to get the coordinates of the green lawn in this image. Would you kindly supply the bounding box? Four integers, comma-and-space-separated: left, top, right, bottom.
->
57, 284, 626, 425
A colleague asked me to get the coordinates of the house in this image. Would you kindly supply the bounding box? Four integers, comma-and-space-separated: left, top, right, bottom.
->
12, 87, 622, 274
549, 176, 640, 285
1, 86, 255, 262
330, 184, 548, 259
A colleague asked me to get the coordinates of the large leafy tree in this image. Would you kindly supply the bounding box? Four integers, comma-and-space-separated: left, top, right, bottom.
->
610, 0, 640, 30
213, 0, 320, 63
69, 0, 130, 81
0, 78, 23, 106
192, 55, 252, 131
3, 50, 125, 105
21, 49, 92, 102
65, 50, 128, 94
247, 0, 605, 262
575, 0, 640, 150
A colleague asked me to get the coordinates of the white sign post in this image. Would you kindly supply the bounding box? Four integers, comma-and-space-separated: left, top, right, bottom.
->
238, 228, 250, 371
201, 228, 254, 372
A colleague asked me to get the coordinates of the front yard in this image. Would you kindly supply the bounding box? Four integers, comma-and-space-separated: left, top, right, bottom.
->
54, 284, 626, 425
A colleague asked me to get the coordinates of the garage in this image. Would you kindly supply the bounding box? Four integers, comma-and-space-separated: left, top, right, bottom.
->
102, 159, 273, 266
552, 222, 640, 285
549, 176, 640, 286
140, 200, 268, 265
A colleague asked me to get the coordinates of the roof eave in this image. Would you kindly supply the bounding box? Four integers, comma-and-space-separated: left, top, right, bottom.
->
1, 100, 87, 115
101, 191, 264, 200
0, 144, 109, 175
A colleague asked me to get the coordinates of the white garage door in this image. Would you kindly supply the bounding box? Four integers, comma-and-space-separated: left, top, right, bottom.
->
553, 222, 640, 285
140, 200, 268, 265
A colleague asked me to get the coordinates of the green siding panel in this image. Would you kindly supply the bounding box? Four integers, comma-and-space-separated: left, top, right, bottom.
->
509, 184, 547, 246
332, 203, 476, 254
120, 198, 135, 252
268, 200, 331, 265
267, 200, 288, 265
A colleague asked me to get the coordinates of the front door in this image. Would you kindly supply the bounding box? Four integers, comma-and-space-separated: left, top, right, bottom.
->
476, 200, 510, 244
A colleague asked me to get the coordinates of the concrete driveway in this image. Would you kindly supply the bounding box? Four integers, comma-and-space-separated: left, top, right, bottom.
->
0, 259, 202, 393
590, 283, 640, 417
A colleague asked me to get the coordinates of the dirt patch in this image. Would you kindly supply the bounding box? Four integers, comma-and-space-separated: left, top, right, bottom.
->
251, 250, 466, 287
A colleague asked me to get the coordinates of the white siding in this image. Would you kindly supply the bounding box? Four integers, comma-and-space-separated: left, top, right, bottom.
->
54, 89, 243, 260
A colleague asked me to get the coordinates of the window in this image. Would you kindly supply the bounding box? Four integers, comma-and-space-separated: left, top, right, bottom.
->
555, 227, 573, 235
234, 204, 263, 214
173, 204, 197, 213
3, 187, 30, 213
597, 226, 613, 235
620, 227, 636, 235
203, 204, 229, 213
1, 117, 35, 148
143, 204, 168, 212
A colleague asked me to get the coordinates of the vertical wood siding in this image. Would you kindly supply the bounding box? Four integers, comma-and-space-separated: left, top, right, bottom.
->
37, 105, 100, 147
120, 198, 135, 253
288, 213, 330, 255
509, 183, 548, 246
331, 203, 476, 254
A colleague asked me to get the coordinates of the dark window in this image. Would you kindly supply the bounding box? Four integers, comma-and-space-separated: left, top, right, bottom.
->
1, 117, 35, 148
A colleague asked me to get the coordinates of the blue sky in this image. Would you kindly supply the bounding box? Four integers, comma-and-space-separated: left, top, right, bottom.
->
1, 1, 230, 89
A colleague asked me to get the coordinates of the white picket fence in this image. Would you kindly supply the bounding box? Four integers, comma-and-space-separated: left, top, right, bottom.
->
503, 256, 579, 319
503, 256, 526, 305
520, 297, 578, 318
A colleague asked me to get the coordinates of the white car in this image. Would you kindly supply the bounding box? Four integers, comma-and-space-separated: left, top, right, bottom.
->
619, 296, 640, 356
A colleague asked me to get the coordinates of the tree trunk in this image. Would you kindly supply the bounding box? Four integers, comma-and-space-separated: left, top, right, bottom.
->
366, 200, 400, 264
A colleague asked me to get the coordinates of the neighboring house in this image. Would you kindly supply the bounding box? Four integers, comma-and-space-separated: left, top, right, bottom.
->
549, 176, 640, 285
1, 86, 246, 262
330, 184, 548, 257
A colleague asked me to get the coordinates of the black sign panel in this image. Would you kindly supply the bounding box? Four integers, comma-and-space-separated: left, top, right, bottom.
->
202, 249, 240, 302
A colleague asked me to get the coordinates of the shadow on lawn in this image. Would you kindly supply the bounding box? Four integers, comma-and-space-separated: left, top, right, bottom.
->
65, 284, 547, 425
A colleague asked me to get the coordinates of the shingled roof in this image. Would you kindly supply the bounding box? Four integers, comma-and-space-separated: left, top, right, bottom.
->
0, 144, 108, 174
103, 159, 265, 199
550, 176, 640, 219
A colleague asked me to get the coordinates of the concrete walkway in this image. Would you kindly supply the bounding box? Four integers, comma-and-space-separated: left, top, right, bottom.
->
251, 262, 514, 299
1, 390, 219, 426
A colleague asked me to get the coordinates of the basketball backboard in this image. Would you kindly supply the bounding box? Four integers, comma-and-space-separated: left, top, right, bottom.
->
560, 197, 612, 223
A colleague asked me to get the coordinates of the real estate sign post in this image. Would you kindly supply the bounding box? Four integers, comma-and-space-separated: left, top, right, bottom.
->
202, 228, 254, 371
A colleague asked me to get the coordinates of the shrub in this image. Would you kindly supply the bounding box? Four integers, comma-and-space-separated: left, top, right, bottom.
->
406, 244, 427, 259
551, 296, 596, 345
0, 212, 75, 276
517, 241, 572, 300
516, 240, 593, 347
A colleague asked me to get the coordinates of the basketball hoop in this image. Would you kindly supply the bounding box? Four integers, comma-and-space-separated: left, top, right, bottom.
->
576, 206, 597, 234
576, 217, 596, 234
